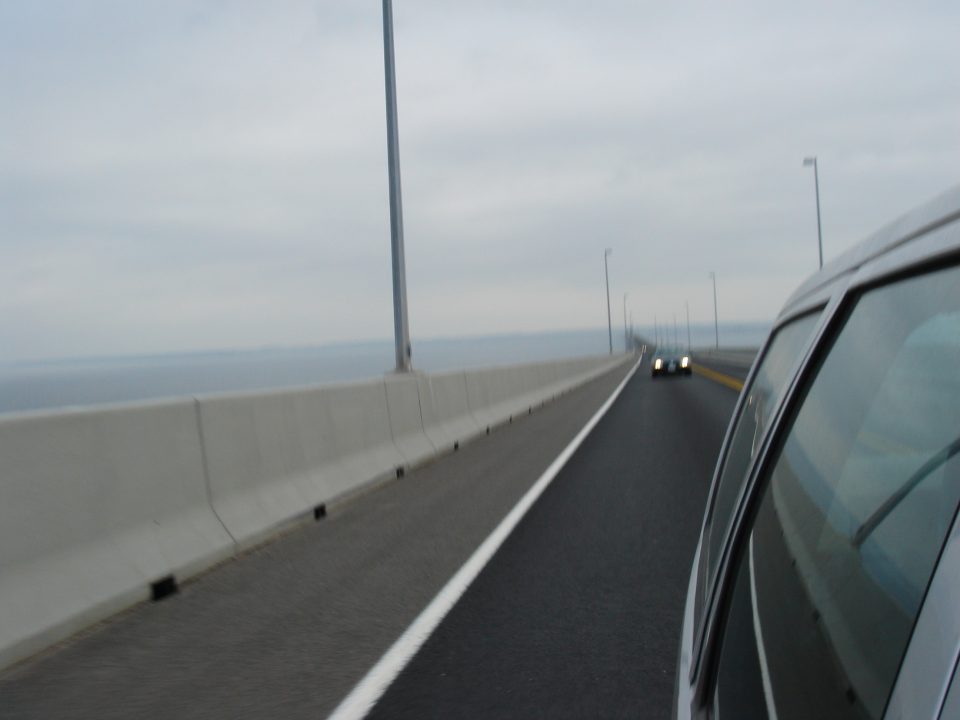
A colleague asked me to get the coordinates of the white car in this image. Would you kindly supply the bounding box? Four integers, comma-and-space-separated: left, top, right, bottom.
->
674, 185, 960, 720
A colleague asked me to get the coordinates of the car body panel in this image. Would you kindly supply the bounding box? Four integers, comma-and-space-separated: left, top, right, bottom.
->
886, 504, 960, 719
675, 183, 960, 720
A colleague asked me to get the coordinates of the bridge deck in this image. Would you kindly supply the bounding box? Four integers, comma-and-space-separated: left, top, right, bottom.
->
0, 359, 742, 719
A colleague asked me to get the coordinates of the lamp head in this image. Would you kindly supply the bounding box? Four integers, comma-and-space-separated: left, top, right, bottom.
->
803, 157, 816, 167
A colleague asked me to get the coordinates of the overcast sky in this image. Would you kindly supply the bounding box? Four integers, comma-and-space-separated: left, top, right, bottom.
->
2, 1, 958, 362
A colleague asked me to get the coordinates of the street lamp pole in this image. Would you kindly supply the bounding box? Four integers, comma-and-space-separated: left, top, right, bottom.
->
685, 301, 691, 352
803, 156, 824, 269
604, 248, 613, 355
382, 0, 411, 371
709, 272, 719, 349
623, 293, 628, 352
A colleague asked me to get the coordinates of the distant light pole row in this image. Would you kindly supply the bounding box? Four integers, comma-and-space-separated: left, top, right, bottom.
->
709, 272, 719, 350
642, 152, 820, 357
384, 0, 673, 370
610, 155, 821, 358
603, 249, 613, 355
623, 293, 629, 352
651, 294, 706, 351
602, 250, 637, 355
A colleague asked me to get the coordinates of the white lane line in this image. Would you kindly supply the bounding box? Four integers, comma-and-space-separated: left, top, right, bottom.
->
748, 534, 779, 720
327, 354, 643, 720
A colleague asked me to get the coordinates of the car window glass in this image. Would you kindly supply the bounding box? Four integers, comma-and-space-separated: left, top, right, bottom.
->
694, 312, 821, 636
712, 263, 960, 720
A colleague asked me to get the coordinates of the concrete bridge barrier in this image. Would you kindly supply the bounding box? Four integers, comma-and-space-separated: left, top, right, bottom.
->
0, 352, 631, 670
383, 374, 435, 467
416, 371, 479, 453
0, 399, 234, 670
692, 348, 758, 370
463, 366, 510, 431
198, 380, 405, 550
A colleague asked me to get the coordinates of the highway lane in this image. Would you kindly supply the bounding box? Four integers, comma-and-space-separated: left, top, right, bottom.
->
366, 365, 740, 719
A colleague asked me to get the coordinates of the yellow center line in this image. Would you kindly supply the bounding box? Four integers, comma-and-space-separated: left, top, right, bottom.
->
692, 363, 745, 392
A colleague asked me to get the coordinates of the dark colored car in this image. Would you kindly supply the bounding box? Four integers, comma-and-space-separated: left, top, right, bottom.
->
674, 185, 960, 720
652, 349, 692, 378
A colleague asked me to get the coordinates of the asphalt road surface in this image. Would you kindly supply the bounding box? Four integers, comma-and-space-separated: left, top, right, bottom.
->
0, 358, 741, 719
367, 364, 739, 719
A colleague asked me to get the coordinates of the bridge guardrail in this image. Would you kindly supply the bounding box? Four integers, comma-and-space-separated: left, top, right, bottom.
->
416, 371, 478, 452
0, 352, 632, 670
691, 348, 758, 370
0, 399, 235, 670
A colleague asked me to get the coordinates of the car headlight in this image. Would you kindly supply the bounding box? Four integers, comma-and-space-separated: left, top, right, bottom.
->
654, 359, 663, 369
681, 356, 689, 368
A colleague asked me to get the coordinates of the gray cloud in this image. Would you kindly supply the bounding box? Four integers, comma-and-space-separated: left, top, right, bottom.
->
2, 0, 958, 361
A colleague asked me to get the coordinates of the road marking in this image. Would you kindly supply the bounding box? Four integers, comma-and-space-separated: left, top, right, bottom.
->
692, 363, 745, 392
748, 534, 779, 720
327, 354, 644, 720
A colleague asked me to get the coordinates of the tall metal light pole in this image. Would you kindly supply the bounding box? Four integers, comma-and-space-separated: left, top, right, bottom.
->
673, 314, 678, 348
622, 293, 628, 352
803, 156, 824, 269
604, 249, 613, 354
382, 0, 411, 372
709, 272, 719, 349
685, 301, 691, 352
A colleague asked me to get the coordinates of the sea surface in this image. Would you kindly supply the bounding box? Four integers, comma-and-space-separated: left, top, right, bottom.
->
0, 323, 769, 415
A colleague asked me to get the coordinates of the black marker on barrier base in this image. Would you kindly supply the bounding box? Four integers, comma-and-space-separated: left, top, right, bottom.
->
151, 575, 178, 602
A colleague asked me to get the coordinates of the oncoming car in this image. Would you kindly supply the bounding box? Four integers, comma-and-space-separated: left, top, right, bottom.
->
674, 185, 960, 720
652, 348, 692, 378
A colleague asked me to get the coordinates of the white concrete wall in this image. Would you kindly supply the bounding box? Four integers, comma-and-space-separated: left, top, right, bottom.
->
0, 352, 631, 670
383, 374, 435, 467
198, 379, 406, 549
0, 399, 234, 670
416, 370, 478, 451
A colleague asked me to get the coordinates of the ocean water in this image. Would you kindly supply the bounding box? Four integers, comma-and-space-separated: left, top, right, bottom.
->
0, 323, 769, 415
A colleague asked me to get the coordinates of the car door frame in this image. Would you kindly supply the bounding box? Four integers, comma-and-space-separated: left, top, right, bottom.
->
687, 214, 960, 719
